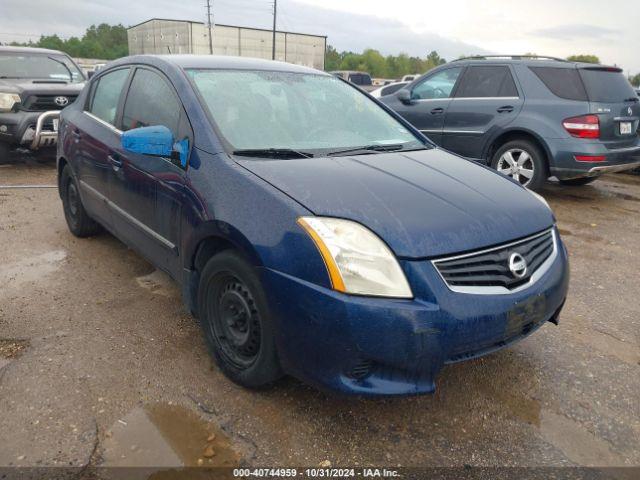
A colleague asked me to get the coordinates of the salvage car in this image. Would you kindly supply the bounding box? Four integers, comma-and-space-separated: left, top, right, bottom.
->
57, 55, 569, 395
382, 55, 640, 190
0, 46, 85, 160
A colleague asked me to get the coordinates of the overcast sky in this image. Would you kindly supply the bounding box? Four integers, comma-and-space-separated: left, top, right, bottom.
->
1, 0, 638, 73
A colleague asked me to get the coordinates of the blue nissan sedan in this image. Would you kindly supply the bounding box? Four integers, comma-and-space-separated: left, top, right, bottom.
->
56, 55, 569, 396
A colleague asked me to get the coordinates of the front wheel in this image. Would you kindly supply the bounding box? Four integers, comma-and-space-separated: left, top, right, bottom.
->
198, 251, 283, 389
558, 177, 599, 186
491, 140, 547, 191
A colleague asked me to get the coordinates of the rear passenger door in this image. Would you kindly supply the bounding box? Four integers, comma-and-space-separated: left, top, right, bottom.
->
442, 65, 523, 160
110, 67, 193, 278
75, 67, 131, 227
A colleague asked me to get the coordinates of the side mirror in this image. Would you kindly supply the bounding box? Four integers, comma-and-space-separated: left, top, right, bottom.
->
121, 125, 189, 168
397, 88, 413, 105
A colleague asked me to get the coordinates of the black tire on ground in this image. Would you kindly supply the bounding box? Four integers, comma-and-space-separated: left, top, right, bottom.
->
198, 250, 283, 389
490, 139, 547, 191
558, 177, 599, 186
60, 165, 101, 237
0, 143, 11, 164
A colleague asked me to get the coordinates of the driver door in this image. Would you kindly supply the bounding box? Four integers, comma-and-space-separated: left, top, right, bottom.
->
110, 66, 192, 279
389, 67, 463, 145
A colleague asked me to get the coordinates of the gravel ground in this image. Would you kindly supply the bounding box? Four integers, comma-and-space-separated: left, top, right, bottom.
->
0, 156, 638, 476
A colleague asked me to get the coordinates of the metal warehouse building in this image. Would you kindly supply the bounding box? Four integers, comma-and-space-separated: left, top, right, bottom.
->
127, 19, 327, 70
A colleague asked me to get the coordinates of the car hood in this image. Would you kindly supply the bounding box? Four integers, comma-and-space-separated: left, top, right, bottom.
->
237, 148, 555, 258
0, 78, 85, 96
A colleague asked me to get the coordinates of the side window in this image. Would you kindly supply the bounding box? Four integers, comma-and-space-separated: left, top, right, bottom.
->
121, 68, 182, 137
411, 68, 462, 100
530, 67, 588, 101
455, 66, 518, 98
88, 68, 130, 125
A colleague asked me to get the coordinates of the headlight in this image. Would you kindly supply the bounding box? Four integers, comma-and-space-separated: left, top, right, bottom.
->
297, 216, 413, 298
0, 93, 21, 112
530, 190, 551, 210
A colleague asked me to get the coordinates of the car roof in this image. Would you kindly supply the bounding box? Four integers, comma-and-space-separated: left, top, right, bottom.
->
0, 46, 66, 55
449, 55, 619, 70
109, 54, 325, 75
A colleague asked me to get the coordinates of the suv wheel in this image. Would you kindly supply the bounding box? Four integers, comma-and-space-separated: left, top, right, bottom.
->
60, 165, 101, 237
198, 250, 283, 389
558, 177, 599, 186
491, 140, 546, 191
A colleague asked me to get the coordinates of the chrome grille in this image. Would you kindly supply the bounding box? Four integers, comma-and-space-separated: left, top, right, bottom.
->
433, 229, 556, 294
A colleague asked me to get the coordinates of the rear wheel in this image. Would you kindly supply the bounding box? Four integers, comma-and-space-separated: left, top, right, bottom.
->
491, 139, 547, 191
559, 177, 599, 186
60, 165, 101, 237
198, 250, 282, 389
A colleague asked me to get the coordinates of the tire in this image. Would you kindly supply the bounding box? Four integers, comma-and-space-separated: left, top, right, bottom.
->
491, 139, 547, 191
0, 143, 11, 165
60, 165, 101, 237
198, 250, 283, 389
558, 177, 599, 186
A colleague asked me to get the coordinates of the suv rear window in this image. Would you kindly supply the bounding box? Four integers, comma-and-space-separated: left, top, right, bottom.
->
455, 66, 518, 98
349, 73, 372, 86
530, 67, 588, 101
579, 68, 637, 103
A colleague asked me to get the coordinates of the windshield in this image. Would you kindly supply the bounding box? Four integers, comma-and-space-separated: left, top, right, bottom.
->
579, 69, 637, 103
0, 53, 84, 83
188, 70, 425, 154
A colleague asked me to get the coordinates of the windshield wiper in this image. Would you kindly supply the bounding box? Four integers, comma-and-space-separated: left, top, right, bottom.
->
327, 143, 410, 157
47, 56, 73, 82
232, 148, 314, 159
624, 97, 639, 103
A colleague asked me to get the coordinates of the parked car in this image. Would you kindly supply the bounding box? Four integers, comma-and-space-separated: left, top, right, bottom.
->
401, 74, 420, 82
381, 55, 640, 190
0, 46, 85, 160
370, 81, 409, 98
57, 55, 568, 396
329, 70, 376, 91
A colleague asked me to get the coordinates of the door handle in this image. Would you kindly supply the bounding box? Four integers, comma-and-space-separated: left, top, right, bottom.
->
71, 129, 81, 141
497, 106, 514, 113
108, 154, 123, 170
430, 107, 445, 115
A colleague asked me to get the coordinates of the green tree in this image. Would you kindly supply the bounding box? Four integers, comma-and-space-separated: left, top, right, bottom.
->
567, 54, 600, 64
11, 24, 128, 60
628, 73, 640, 87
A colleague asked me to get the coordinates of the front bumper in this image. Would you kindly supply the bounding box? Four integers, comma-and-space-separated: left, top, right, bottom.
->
548, 137, 640, 179
261, 229, 569, 396
0, 110, 60, 150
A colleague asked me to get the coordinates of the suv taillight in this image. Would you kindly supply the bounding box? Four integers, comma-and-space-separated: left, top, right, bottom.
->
563, 115, 600, 139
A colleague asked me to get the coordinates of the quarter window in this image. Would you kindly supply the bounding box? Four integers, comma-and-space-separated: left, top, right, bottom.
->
529, 67, 588, 101
88, 68, 130, 126
411, 68, 462, 100
455, 66, 518, 98
121, 68, 181, 136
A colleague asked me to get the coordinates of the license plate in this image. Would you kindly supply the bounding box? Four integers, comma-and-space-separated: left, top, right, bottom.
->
52, 119, 59, 132
620, 121, 632, 135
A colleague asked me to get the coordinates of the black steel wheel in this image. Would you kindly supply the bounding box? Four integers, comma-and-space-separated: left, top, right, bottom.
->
60, 165, 101, 237
198, 250, 282, 388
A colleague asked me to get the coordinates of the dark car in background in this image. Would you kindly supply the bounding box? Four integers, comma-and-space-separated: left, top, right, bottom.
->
56, 55, 568, 396
329, 70, 376, 92
382, 55, 640, 190
0, 46, 85, 160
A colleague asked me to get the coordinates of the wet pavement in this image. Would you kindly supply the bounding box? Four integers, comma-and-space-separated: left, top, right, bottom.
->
0, 157, 638, 474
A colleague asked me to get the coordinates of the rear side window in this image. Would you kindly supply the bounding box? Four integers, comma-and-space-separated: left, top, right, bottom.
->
121, 68, 181, 136
88, 68, 130, 125
349, 73, 372, 86
529, 67, 588, 101
455, 66, 518, 98
579, 69, 637, 103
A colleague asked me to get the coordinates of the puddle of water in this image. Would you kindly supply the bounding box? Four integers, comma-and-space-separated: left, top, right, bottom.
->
0, 250, 67, 290
102, 404, 240, 469
135, 270, 178, 298
540, 411, 623, 466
